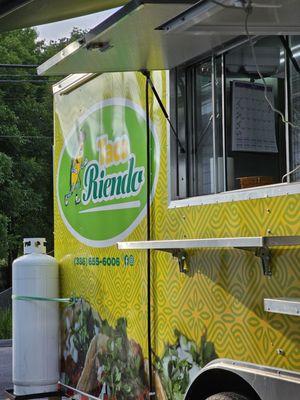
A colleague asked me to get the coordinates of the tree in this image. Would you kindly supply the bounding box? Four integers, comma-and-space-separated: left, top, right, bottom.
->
0, 27, 86, 286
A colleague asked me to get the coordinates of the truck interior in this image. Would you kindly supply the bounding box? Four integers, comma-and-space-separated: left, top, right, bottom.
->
170, 34, 300, 199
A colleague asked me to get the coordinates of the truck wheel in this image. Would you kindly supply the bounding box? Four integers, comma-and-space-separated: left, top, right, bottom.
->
205, 393, 250, 400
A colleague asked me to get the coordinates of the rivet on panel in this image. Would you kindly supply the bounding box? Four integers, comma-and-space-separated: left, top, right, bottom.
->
276, 349, 285, 356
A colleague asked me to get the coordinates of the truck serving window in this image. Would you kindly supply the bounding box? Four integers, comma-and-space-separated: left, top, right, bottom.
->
170, 36, 300, 201
290, 36, 300, 182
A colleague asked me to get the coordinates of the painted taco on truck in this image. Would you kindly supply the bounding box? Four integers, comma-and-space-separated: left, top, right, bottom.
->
38, 1, 300, 399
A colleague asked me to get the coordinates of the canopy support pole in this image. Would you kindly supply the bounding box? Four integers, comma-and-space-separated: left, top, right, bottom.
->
141, 69, 185, 154
144, 72, 156, 398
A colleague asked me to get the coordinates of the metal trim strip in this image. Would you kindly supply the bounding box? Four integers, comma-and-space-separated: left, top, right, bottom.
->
117, 235, 300, 251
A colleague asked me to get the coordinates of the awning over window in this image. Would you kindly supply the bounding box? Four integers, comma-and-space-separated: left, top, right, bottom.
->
38, 0, 235, 76
159, 0, 300, 36
0, 0, 126, 32
38, 0, 300, 77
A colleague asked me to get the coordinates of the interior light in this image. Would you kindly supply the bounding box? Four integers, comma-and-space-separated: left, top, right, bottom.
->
157, 1, 223, 33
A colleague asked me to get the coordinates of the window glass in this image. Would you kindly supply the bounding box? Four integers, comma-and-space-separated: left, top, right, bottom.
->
191, 58, 223, 196
225, 37, 285, 190
215, 57, 226, 192
172, 59, 223, 199
192, 61, 214, 196
170, 36, 293, 201
290, 36, 300, 182
176, 67, 188, 199
170, 67, 188, 200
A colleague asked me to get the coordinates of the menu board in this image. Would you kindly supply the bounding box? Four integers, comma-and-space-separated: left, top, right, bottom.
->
232, 81, 278, 153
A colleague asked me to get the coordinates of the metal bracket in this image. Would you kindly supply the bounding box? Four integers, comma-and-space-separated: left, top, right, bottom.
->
256, 246, 272, 276
171, 246, 272, 275
117, 235, 300, 277
238, 246, 272, 276
172, 250, 188, 274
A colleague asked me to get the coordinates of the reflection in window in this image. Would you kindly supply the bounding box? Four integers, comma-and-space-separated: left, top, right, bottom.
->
225, 36, 285, 190
193, 61, 214, 196
290, 36, 300, 182
171, 60, 223, 199
170, 36, 294, 201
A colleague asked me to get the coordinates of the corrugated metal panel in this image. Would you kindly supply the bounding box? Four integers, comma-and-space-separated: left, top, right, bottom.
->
0, 0, 127, 32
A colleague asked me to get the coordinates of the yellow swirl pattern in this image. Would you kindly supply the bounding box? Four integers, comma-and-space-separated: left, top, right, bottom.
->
54, 71, 300, 393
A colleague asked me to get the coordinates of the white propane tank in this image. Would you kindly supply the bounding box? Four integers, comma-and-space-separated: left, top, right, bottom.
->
12, 238, 59, 396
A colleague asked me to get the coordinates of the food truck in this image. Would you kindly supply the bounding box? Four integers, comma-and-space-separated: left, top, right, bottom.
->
37, 1, 300, 399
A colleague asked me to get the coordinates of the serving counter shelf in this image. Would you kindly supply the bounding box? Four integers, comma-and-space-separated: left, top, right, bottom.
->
117, 236, 300, 275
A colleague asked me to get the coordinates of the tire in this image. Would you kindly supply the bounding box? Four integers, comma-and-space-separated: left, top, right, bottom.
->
205, 393, 250, 400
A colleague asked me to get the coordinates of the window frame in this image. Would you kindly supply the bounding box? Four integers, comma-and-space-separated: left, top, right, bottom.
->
168, 35, 300, 208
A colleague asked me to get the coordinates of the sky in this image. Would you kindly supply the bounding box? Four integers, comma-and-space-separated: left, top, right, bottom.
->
36, 8, 120, 42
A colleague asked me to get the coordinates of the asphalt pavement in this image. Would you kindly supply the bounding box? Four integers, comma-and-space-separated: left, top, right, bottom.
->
0, 346, 12, 399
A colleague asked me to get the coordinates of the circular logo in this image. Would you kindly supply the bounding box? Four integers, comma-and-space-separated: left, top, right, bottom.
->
57, 98, 159, 247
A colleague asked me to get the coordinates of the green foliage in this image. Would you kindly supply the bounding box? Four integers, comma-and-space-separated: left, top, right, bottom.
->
0, 28, 54, 277
97, 318, 146, 399
0, 308, 12, 339
70, 304, 97, 356
37, 27, 87, 62
0, 215, 9, 259
0, 26, 87, 284
155, 331, 217, 400
0, 153, 12, 185
0, 28, 38, 65
66, 300, 147, 398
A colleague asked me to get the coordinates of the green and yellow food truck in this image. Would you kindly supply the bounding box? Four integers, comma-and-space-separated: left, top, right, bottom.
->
38, 1, 300, 399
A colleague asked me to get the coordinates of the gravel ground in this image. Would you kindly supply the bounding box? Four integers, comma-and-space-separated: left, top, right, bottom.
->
0, 347, 12, 399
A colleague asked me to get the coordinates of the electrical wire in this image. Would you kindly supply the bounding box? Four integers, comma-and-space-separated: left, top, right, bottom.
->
211, 0, 300, 132
212, 0, 300, 182
196, 114, 213, 151
0, 64, 38, 69
0, 136, 52, 139
211, 0, 241, 9
242, 1, 300, 182
211, 0, 300, 182
211, 0, 282, 9
0, 80, 56, 84
0, 74, 50, 79
0, 96, 52, 102
243, 1, 300, 131
282, 164, 300, 182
